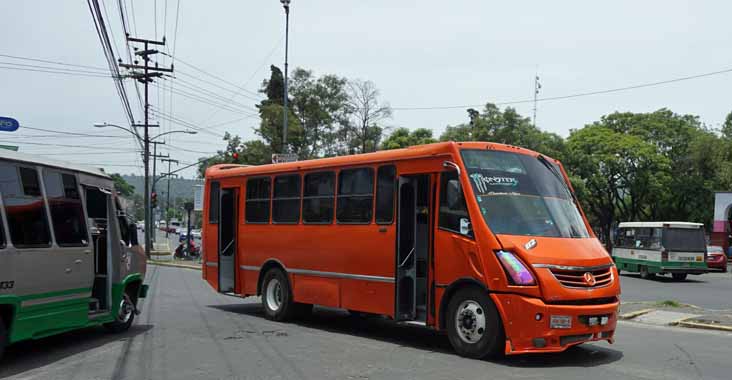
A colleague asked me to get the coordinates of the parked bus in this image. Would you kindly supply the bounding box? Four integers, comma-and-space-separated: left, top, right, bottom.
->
202, 142, 620, 358
0, 150, 148, 360
612, 221, 708, 281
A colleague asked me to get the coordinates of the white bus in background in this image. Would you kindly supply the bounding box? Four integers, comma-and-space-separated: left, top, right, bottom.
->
612, 221, 708, 281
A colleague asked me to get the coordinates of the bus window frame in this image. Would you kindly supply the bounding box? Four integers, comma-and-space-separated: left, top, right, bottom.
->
0, 194, 7, 250
375, 164, 396, 225
42, 168, 89, 248
302, 170, 336, 225
3, 164, 54, 249
336, 166, 375, 225
437, 170, 474, 239
245, 176, 272, 224
271, 173, 302, 225
208, 181, 220, 224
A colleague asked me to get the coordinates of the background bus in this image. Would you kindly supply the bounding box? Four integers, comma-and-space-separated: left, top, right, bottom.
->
612, 221, 708, 280
0, 150, 148, 359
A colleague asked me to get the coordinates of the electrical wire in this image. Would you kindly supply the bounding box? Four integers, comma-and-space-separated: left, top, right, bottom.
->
0, 53, 108, 71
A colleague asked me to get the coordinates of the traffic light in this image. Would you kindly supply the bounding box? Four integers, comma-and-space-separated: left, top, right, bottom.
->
232, 152, 239, 163
151, 191, 158, 208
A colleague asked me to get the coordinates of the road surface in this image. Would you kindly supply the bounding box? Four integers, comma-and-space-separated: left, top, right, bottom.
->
619, 269, 732, 310
1, 265, 731, 380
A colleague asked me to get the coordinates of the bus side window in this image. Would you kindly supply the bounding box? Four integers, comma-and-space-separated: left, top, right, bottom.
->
272, 174, 301, 224
336, 167, 374, 224
42, 170, 88, 247
438, 171, 470, 235
245, 177, 271, 224
375, 165, 396, 224
209, 181, 220, 224
0, 206, 5, 249
0, 164, 52, 248
303, 171, 335, 224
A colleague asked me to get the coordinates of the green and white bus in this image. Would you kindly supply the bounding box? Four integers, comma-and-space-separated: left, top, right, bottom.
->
612, 222, 708, 281
0, 150, 148, 360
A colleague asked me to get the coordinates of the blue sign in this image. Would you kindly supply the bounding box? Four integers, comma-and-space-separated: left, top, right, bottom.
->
0, 117, 19, 132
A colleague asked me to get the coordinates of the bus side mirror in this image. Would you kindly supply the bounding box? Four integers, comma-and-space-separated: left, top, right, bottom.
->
446, 179, 462, 210
129, 223, 139, 246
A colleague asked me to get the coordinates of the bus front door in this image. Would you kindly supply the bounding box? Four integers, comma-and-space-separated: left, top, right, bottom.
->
218, 188, 237, 293
396, 174, 432, 322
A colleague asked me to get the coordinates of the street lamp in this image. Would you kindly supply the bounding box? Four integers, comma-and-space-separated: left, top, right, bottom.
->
93, 122, 196, 251
280, 0, 291, 154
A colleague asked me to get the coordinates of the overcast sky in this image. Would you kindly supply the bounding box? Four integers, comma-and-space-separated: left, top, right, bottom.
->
1, 0, 731, 179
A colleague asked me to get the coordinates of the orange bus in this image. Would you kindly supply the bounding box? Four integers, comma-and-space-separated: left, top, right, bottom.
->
202, 141, 620, 358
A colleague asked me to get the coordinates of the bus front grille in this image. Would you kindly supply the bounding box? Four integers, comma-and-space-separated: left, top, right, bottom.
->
549, 267, 613, 289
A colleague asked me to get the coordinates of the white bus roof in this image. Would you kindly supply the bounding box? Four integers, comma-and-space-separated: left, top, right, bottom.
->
0, 148, 111, 179
618, 221, 704, 229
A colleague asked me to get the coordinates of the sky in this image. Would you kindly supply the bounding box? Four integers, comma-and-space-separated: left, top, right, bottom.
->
1, 0, 731, 179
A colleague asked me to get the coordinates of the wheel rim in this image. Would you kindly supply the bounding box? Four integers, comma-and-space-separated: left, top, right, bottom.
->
265, 278, 283, 312
455, 300, 486, 344
117, 295, 134, 323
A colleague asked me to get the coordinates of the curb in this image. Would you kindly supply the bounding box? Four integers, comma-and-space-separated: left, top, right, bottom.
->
148, 260, 201, 270
673, 320, 732, 333
618, 308, 655, 320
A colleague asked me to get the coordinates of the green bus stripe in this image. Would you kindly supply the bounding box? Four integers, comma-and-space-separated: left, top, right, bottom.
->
614, 256, 707, 268
18, 287, 92, 302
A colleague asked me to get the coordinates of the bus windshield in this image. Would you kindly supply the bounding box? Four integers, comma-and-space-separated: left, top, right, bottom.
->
461, 149, 589, 238
662, 228, 706, 252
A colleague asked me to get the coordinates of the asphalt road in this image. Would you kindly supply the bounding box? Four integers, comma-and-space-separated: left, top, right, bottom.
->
618, 266, 732, 310
2, 265, 732, 380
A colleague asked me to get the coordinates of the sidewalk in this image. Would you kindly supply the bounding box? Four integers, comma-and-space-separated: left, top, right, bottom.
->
148, 259, 202, 270
619, 301, 732, 332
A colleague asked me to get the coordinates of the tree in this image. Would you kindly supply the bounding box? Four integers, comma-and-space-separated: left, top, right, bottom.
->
722, 111, 732, 140
382, 127, 436, 150
439, 103, 566, 159
565, 124, 670, 246
197, 133, 272, 177
111, 173, 135, 197
345, 79, 392, 154
256, 65, 303, 154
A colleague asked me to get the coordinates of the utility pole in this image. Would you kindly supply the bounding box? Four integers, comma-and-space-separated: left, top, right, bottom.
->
533, 73, 541, 127
149, 140, 169, 242
281, 0, 291, 154
161, 158, 179, 238
120, 35, 173, 258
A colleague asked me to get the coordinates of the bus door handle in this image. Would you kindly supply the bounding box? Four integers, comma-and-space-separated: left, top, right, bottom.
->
75, 259, 83, 265
65, 268, 72, 274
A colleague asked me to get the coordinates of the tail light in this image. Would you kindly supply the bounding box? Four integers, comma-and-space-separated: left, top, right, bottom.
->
496, 251, 536, 286
661, 250, 668, 262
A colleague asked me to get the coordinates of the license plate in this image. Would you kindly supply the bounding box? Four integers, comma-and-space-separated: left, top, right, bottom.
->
550, 315, 572, 329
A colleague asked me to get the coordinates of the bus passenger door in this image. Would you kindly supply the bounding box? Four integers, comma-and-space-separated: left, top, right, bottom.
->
218, 188, 237, 293
396, 176, 418, 320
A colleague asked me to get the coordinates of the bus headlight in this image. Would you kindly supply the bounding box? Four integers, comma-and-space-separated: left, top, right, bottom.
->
496, 250, 536, 286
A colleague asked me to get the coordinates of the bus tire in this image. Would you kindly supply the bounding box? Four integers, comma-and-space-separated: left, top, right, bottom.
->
639, 266, 655, 280
672, 273, 687, 281
261, 269, 297, 321
0, 315, 6, 361
104, 293, 136, 333
446, 287, 504, 359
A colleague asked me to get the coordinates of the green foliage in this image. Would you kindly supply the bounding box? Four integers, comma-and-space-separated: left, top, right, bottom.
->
111, 173, 135, 197
197, 133, 273, 177
382, 127, 436, 150
439, 103, 566, 159
723, 111, 732, 140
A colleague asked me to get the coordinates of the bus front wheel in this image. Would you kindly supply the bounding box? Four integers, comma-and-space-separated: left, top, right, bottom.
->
672, 273, 688, 281
105, 293, 136, 333
639, 266, 655, 280
446, 288, 504, 359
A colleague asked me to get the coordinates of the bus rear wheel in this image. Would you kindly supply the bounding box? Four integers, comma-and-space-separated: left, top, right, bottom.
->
446, 287, 504, 359
261, 269, 305, 321
672, 273, 688, 281
639, 266, 655, 280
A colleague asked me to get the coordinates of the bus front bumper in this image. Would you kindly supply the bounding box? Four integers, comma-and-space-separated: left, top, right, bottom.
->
491, 293, 619, 355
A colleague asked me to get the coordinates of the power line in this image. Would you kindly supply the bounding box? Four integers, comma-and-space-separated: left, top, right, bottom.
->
0, 64, 112, 78
0, 53, 108, 71
160, 52, 263, 98
153, 81, 258, 116
0, 140, 138, 150
0, 61, 111, 76
390, 66, 732, 111
156, 77, 258, 114
22, 125, 126, 137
